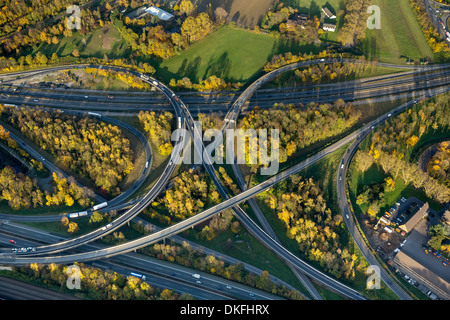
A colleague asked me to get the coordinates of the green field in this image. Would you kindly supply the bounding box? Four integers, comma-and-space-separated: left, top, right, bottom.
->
363, 0, 434, 64
158, 25, 321, 84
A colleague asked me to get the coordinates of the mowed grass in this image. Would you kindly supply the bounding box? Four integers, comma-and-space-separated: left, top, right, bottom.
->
158, 26, 277, 83
158, 25, 322, 84
364, 0, 434, 64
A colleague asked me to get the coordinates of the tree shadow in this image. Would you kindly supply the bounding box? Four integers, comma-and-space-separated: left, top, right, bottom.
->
203, 51, 231, 81
309, 0, 321, 18
362, 35, 379, 61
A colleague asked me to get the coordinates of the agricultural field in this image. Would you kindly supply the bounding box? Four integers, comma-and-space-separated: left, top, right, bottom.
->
363, 0, 434, 64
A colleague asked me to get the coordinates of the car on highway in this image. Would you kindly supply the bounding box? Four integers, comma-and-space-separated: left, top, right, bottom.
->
226, 285, 232, 289
9, 239, 16, 244
33, 99, 39, 102
196, 280, 201, 284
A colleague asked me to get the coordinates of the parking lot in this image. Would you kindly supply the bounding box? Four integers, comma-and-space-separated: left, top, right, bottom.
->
400, 218, 450, 283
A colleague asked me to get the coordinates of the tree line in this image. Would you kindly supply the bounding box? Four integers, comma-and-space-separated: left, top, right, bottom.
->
337, 0, 371, 46
138, 240, 304, 300
427, 141, 450, 188
8, 262, 184, 300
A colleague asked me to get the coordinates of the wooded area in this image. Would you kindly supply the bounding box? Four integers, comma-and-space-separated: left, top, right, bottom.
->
259, 175, 365, 280
239, 101, 361, 170
1, 107, 135, 195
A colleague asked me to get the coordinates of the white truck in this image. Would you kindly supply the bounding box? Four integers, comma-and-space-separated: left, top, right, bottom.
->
192, 274, 201, 279
130, 272, 146, 280
93, 202, 108, 211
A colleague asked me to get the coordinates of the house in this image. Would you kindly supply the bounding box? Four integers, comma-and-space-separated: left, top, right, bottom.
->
399, 202, 429, 234
286, 14, 308, 30
323, 23, 336, 32
322, 7, 336, 19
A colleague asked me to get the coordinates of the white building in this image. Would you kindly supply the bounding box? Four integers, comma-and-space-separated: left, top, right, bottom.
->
322, 7, 336, 19
145, 6, 174, 21
323, 23, 336, 32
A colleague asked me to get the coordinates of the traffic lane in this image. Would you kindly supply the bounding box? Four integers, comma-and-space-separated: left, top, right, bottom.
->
336, 99, 427, 299
0, 103, 368, 300
3, 76, 449, 117
0, 276, 81, 300
0, 233, 230, 300
0, 227, 274, 300
0, 88, 187, 256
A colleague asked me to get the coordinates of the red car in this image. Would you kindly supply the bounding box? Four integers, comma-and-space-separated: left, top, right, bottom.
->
9, 240, 16, 244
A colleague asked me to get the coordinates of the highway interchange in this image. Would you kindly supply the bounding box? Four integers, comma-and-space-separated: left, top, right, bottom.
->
0, 59, 448, 301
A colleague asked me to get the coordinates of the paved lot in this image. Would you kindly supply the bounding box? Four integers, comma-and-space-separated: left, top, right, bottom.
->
400, 219, 450, 283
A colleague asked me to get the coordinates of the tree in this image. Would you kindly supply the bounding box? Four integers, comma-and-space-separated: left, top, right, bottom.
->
179, 0, 195, 16
68, 221, 79, 233
214, 7, 228, 24
72, 48, 80, 57
428, 223, 449, 250
355, 150, 374, 172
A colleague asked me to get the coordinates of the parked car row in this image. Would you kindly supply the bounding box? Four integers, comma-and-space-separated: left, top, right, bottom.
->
423, 246, 449, 266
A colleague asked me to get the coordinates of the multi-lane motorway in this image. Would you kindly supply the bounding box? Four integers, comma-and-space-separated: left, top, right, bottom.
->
0, 59, 448, 301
